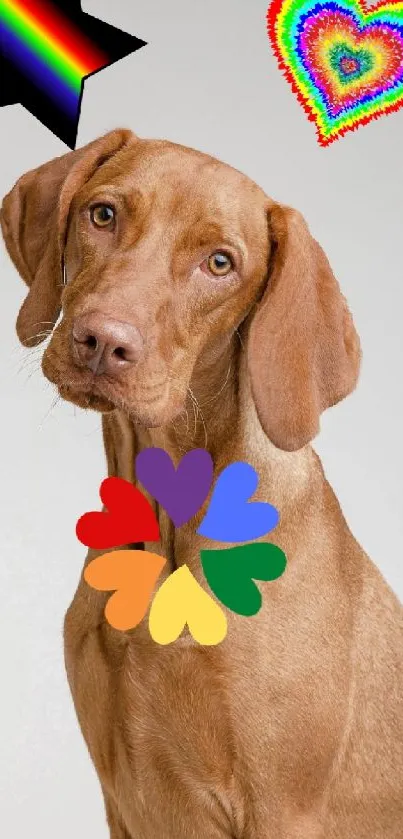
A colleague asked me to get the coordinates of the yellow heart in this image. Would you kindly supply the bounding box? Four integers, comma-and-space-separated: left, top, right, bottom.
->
149, 565, 227, 646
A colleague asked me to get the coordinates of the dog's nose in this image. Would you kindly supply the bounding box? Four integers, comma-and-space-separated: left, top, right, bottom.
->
72, 312, 143, 375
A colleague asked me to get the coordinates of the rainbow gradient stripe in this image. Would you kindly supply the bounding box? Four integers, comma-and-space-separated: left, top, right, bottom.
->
267, 0, 403, 145
1, 0, 109, 117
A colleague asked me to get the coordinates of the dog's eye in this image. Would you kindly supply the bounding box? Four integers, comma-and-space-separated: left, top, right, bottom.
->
90, 204, 115, 228
207, 252, 233, 277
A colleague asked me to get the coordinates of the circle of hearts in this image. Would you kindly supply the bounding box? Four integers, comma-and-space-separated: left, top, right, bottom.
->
267, 0, 403, 146
76, 448, 287, 646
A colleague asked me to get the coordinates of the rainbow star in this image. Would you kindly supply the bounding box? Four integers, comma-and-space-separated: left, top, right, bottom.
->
0, 0, 146, 148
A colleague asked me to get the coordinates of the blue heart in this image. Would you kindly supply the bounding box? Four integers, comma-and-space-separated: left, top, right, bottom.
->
197, 462, 279, 543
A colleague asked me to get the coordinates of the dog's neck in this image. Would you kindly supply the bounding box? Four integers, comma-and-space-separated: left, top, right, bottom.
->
135, 335, 241, 463
108, 336, 319, 571
109, 334, 316, 523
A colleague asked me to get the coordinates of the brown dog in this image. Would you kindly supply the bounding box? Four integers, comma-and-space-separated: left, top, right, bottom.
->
2, 128, 402, 839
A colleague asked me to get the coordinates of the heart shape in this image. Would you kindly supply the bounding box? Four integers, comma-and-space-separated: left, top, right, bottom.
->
135, 447, 214, 527
201, 543, 287, 616
76, 477, 160, 549
84, 549, 166, 631
148, 565, 227, 645
197, 462, 279, 543
304, 12, 402, 114
268, 0, 403, 145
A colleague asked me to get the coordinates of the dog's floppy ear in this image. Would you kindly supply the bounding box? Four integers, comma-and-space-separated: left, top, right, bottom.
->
0, 128, 134, 347
247, 203, 361, 452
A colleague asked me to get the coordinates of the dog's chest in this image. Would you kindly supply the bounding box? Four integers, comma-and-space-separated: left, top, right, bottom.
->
111, 639, 236, 837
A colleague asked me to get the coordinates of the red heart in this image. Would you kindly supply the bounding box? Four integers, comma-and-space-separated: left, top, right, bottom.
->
76, 477, 160, 549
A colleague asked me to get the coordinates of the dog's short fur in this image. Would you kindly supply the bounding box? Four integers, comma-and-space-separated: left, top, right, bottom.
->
2, 129, 402, 839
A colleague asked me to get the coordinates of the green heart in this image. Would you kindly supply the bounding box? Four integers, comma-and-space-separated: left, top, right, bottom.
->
201, 543, 287, 617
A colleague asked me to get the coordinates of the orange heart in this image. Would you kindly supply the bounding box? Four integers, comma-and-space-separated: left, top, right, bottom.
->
84, 549, 166, 631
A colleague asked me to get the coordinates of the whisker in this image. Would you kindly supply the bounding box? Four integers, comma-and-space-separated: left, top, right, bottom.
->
14, 352, 45, 381
38, 393, 61, 431
235, 327, 245, 351
16, 358, 40, 376
27, 365, 42, 382
188, 388, 198, 438
11, 344, 45, 368
23, 329, 53, 344
187, 385, 208, 448
181, 405, 190, 435
186, 386, 199, 438
200, 362, 232, 407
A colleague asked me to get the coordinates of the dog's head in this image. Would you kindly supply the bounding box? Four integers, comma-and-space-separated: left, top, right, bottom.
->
1, 128, 361, 451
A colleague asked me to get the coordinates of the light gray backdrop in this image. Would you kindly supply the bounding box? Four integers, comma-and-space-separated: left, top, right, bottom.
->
0, 1, 402, 836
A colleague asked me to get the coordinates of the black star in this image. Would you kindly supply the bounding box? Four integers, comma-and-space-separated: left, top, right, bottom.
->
0, 0, 147, 148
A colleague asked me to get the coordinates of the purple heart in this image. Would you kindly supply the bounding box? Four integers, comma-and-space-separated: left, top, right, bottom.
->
135, 448, 214, 528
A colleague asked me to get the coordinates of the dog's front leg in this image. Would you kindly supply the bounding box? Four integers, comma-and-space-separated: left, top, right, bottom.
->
103, 790, 133, 839
64, 550, 137, 839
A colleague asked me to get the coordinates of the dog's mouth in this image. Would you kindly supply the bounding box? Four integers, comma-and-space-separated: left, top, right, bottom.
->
57, 382, 116, 413
43, 356, 184, 427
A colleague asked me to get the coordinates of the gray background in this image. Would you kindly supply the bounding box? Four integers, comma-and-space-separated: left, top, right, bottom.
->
0, 1, 402, 836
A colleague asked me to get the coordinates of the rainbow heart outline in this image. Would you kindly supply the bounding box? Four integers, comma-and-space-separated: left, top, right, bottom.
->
267, 0, 403, 145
